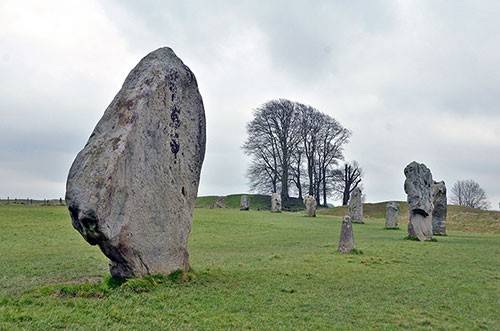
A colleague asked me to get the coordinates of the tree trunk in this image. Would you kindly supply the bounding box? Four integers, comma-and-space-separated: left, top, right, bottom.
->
297, 181, 303, 200
322, 175, 327, 206
281, 164, 289, 201
342, 183, 350, 205
307, 157, 314, 196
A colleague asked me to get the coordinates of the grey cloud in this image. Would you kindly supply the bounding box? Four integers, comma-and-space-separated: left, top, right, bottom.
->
1, 0, 499, 209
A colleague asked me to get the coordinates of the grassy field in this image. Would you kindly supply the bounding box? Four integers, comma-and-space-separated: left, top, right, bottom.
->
320, 201, 500, 235
0, 204, 499, 330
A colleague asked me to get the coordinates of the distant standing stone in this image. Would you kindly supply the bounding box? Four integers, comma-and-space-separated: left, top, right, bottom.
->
240, 195, 250, 211
385, 202, 400, 229
303, 195, 316, 217
66, 47, 206, 278
338, 215, 355, 253
432, 181, 447, 235
349, 187, 363, 223
404, 161, 433, 241
271, 193, 282, 212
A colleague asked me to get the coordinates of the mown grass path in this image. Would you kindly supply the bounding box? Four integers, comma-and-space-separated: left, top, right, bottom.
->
1, 205, 499, 330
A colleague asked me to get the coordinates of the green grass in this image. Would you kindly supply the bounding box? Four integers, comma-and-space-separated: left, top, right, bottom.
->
194, 194, 272, 210
194, 195, 220, 208
223, 194, 271, 210
1, 205, 499, 330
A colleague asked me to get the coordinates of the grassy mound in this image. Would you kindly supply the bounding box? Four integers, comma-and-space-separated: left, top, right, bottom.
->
196, 194, 305, 211
194, 195, 220, 208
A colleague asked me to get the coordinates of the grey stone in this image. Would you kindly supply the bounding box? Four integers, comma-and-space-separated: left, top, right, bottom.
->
385, 202, 400, 229
271, 193, 281, 212
303, 195, 316, 217
349, 187, 363, 223
404, 161, 433, 241
338, 215, 355, 253
432, 181, 447, 235
240, 195, 250, 211
210, 196, 227, 209
66, 47, 206, 278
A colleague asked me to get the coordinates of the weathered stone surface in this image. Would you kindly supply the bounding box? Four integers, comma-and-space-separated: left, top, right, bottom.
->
385, 202, 400, 229
303, 195, 316, 217
404, 161, 433, 241
240, 195, 250, 211
432, 181, 447, 235
66, 47, 206, 278
338, 215, 355, 253
271, 193, 281, 212
349, 187, 363, 223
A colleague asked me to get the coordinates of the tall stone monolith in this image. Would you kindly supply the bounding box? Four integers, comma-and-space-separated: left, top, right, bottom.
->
66, 47, 206, 278
404, 161, 433, 241
303, 195, 316, 217
385, 202, 400, 229
271, 193, 281, 212
338, 215, 355, 253
240, 195, 250, 211
349, 187, 363, 223
432, 181, 447, 235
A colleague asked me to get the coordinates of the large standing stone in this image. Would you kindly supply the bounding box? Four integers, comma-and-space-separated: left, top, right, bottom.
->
271, 193, 282, 212
66, 47, 206, 278
338, 215, 355, 253
404, 161, 433, 241
240, 195, 250, 211
349, 187, 363, 223
385, 202, 399, 229
303, 195, 316, 217
385, 202, 400, 229
432, 181, 447, 235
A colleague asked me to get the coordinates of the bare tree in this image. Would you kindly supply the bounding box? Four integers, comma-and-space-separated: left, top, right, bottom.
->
316, 116, 350, 206
243, 99, 301, 201
290, 147, 304, 199
247, 161, 278, 194
450, 179, 490, 210
297, 104, 323, 198
296, 105, 350, 205
244, 121, 280, 193
332, 161, 363, 206
244, 99, 350, 205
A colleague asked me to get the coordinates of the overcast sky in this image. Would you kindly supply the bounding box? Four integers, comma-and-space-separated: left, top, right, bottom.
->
1, 0, 499, 208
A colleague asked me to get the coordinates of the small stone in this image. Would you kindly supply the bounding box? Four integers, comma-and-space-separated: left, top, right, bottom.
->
66, 47, 206, 278
240, 195, 250, 211
404, 161, 433, 241
303, 195, 316, 217
338, 215, 355, 253
349, 187, 363, 223
432, 181, 447, 235
271, 193, 281, 213
385, 202, 400, 229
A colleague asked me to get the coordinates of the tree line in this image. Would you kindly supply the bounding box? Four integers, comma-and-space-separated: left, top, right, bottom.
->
243, 99, 361, 205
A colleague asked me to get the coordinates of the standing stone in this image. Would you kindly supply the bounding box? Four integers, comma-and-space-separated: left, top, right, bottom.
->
271, 193, 281, 213
338, 216, 355, 253
66, 47, 206, 278
303, 195, 316, 217
240, 195, 250, 211
349, 187, 363, 223
404, 161, 433, 241
385, 202, 400, 229
432, 181, 447, 235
